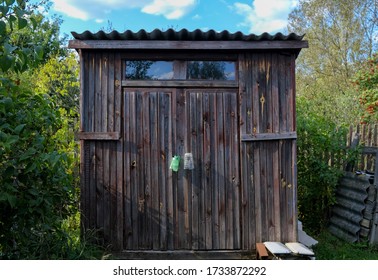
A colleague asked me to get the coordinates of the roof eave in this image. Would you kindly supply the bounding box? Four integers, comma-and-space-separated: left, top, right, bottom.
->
68, 39, 309, 51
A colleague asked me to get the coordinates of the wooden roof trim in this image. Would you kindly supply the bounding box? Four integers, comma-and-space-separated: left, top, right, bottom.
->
68, 40, 309, 50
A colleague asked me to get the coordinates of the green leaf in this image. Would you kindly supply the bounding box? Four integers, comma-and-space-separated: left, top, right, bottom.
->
19, 147, 36, 161
0, 20, 6, 36
0, 193, 18, 208
14, 123, 25, 134
18, 17, 27, 29
0, 54, 15, 72
0, 6, 10, 16
4, 42, 17, 54
30, 17, 37, 30
5, 0, 15, 5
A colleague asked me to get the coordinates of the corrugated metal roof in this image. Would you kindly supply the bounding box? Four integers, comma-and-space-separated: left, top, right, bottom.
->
71, 28, 305, 41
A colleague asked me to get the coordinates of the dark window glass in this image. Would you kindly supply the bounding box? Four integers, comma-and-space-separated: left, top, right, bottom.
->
187, 61, 235, 80
125, 61, 173, 80
125, 60, 235, 80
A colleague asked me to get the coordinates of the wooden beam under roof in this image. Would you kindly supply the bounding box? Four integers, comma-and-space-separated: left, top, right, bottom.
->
68, 39, 309, 50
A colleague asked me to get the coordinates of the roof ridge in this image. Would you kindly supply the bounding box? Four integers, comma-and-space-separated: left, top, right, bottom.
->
71, 28, 305, 41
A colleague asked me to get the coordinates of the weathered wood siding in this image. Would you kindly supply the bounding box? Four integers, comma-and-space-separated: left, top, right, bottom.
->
239, 52, 297, 249
122, 88, 240, 250
80, 51, 124, 250
79, 50, 298, 252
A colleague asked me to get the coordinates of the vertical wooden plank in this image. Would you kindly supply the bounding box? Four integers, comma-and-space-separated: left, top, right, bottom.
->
257, 54, 267, 133
229, 91, 241, 248
215, 92, 226, 249
266, 142, 275, 241
176, 89, 187, 249
252, 53, 260, 134
253, 142, 262, 242
202, 91, 213, 249
239, 54, 255, 250
271, 52, 282, 242
89, 141, 97, 230
158, 92, 167, 249
184, 90, 192, 249
291, 139, 298, 241
224, 92, 234, 249
196, 91, 206, 249
265, 53, 273, 133
184, 90, 191, 249
94, 53, 104, 241
166, 89, 175, 250
271, 53, 279, 133
107, 52, 119, 250
189, 91, 199, 250
100, 52, 111, 246
142, 90, 152, 249
259, 141, 268, 242
288, 55, 297, 241
210, 92, 220, 249
272, 140, 281, 241
114, 52, 123, 251
278, 54, 287, 133
87, 53, 96, 230
123, 90, 133, 249
132, 90, 142, 249
148, 91, 159, 250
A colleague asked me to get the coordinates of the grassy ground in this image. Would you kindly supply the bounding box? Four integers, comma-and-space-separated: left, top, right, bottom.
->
312, 230, 378, 260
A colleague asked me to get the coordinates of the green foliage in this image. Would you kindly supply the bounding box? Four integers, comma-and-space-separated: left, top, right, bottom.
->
0, 0, 48, 73
353, 53, 378, 123
288, 0, 377, 126
0, 82, 76, 259
296, 97, 349, 233
0, 0, 100, 259
34, 53, 80, 122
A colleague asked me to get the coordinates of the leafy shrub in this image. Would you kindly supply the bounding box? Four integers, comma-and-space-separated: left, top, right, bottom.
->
0, 0, 104, 259
0, 82, 77, 259
296, 97, 349, 233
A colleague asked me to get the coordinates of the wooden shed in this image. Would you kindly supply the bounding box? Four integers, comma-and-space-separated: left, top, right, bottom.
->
69, 29, 308, 257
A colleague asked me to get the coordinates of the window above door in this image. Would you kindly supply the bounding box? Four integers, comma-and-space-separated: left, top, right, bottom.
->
124, 60, 236, 81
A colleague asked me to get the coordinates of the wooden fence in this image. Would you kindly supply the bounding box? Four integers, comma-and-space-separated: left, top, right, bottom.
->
346, 124, 378, 172
330, 124, 378, 244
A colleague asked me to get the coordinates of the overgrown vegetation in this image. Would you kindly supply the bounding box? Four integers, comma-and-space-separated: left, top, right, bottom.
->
0, 0, 105, 259
296, 99, 349, 233
289, 0, 378, 235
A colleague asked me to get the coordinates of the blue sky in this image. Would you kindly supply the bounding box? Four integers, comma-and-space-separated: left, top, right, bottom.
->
45, 0, 299, 38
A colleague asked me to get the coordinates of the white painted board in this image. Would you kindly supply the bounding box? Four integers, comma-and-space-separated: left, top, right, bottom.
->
285, 242, 315, 256
263, 242, 291, 254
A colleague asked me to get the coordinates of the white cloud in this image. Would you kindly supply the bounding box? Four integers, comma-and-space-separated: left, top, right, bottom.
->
141, 0, 196, 19
51, 0, 196, 22
233, 0, 298, 34
52, 0, 91, 20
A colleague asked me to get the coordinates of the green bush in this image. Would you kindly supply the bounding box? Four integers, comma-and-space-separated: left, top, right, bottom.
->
0, 81, 77, 259
296, 98, 348, 234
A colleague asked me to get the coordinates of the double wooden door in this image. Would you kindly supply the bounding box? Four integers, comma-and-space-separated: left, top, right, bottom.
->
122, 87, 241, 250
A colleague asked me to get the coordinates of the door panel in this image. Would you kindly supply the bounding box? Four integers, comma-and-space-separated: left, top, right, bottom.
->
123, 88, 240, 250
